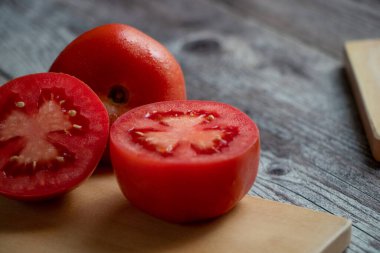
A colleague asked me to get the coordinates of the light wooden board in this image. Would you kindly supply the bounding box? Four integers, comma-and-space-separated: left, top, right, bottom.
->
0, 173, 351, 253
345, 39, 380, 161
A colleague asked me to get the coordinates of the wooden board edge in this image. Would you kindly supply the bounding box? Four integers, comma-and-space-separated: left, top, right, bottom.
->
318, 219, 352, 253
344, 40, 380, 161
246, 195, 352, 253
245, 195, 352, 253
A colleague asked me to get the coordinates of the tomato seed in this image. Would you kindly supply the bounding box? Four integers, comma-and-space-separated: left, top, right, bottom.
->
73, 124, 82, 129
166, 145, 174, 153
135, 131, 145, 136
59, 100, 66, 105
207, 115, 215, 120
9, 156, 19, 161
15, 101, 25, 108
68, 110, 77, 117
212, 147, 220, 153
56, 156, 65, 162
220, 139, 227, 144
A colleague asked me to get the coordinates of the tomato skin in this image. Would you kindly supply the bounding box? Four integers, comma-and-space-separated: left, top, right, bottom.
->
50, 23, 186, 124
0, 73, 109, 201
110, 100, 260, 223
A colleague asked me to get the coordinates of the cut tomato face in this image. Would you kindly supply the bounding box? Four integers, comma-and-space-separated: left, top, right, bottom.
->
110, 100, 260, 223
0, 73, 109, 200
50, 24, 186, 125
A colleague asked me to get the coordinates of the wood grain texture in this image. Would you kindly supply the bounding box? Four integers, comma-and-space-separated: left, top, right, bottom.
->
345, 39, 380, 161
0, 0, 379, 252
214, 0, 380, 59
0, 174, 351, 253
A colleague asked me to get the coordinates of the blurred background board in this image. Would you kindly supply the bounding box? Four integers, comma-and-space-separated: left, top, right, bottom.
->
345, 40, 380, 161
0, 0, 379, 252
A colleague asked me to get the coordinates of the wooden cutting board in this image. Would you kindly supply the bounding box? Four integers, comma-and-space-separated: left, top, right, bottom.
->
0, 173, 351, 253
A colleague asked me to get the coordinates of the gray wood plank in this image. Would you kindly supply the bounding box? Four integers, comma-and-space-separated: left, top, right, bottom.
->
214, 0, 380, 59
0, 0, 379, 252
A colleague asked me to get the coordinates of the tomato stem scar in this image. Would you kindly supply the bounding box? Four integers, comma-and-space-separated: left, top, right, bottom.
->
73, 124, 82, 129
15, 101, 25, 108
68, 110, 77, 117
108, 85, 128, 104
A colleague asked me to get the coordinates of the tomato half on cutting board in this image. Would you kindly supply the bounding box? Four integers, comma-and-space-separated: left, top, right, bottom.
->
110, 100, 260, 223
0, 73, 109, 200
50, 23, 186, 124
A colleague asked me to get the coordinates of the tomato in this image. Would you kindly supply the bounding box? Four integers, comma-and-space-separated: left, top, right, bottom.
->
110, 100, 260, 223
50, 23, 186, 125
0, 73, 109, 200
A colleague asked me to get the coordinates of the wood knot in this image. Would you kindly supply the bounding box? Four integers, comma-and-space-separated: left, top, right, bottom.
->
266, 164, 290, 176
182, 38, 221, 54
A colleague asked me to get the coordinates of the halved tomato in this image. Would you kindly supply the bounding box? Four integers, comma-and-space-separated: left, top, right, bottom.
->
0, 73, 109, 200
110, 100, 260, 223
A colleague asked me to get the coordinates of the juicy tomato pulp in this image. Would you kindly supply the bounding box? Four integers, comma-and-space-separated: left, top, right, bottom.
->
50, 24, 186, 124
110, 101, 260, 223
0, 73, 109, 200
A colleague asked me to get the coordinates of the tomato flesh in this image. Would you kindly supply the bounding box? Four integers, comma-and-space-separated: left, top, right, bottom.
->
110, 100, 260, 223
0, 73, 109, 200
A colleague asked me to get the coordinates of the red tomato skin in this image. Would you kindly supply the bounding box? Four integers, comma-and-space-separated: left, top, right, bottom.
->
0, 73, 109, 201
50, 23, 186, 123
110, 101, 260, 223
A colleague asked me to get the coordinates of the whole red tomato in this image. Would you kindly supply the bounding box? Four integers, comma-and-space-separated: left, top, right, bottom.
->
50, 24, 186, 124
110, 100, 260, 223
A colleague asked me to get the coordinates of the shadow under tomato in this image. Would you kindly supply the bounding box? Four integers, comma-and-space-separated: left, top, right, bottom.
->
80, 195, 237, 253
0, 194, 72, 232
92, 164, 114, 176
0, 164, 113, 233
93, 153, 118, 175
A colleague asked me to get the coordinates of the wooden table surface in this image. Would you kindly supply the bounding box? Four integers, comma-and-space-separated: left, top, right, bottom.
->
0, 1, 379, 252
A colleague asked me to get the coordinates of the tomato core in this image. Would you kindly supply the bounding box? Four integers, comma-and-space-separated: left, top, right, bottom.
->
129, 110, 239, 157
0, 73, 109, 200
0, 89, 85, 177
